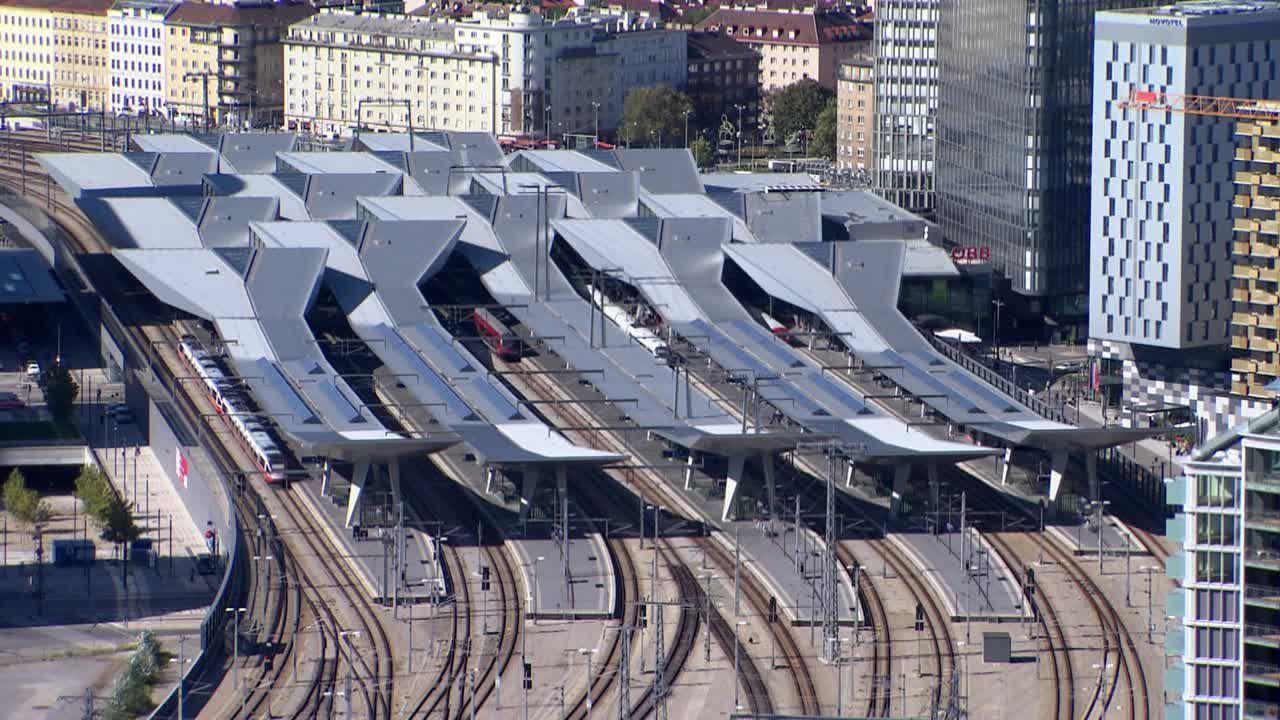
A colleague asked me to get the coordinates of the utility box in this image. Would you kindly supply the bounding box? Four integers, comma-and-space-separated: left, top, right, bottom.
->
983, 632, 1012, 663
52, 539, 96, 567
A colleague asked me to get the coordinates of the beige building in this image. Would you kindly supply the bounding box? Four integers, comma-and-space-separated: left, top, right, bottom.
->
283, 12, 497, 137
696, 5, 869, 94
0, 0, 111, 110
835, 55, 871, 171
165, 1, 313, 129
1231, 116, 1280, 399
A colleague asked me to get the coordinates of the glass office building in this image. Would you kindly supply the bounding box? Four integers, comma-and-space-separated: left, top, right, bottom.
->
935, 0, 1158, 315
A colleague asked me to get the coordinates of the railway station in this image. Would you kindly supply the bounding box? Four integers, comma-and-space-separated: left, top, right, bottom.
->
3, 129, 1181, 719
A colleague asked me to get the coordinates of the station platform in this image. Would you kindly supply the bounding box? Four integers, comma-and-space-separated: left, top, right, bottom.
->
294, 475, 444, 605
1049, 517, 1143, 556
728, 518, 860, 626
429, 445, 616, 619
891, 531, 1027, 621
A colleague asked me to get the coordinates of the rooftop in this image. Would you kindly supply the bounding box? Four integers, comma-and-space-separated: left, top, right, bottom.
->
687, 30, 761, 60
0, 0, 113, 15
1106, 0, 1280, 18
165, 0, 315, 28
0, 249, 65, 305
696, 6, 870, 45
290, 10, 456, 41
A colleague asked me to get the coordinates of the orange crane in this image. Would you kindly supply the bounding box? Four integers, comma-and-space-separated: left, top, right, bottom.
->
1116, 88, 1280, 119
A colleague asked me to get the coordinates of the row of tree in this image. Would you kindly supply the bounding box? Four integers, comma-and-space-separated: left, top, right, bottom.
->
620, 79, 838, 163
4, 469, 50, 527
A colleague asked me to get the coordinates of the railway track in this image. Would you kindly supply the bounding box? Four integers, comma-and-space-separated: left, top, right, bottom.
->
503, 350, 816, 716
0, 139, 396, 718
985, 532, 1074, 720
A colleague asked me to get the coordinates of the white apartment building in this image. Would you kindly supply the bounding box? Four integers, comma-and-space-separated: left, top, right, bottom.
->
284, 9, 685, 140
283, 12, 498, 137
108, 0, 175, 114
1087, 1, 1280, 438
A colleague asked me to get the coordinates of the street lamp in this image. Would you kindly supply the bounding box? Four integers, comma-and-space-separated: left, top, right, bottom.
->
532, 555, 545, 616
544, 104, 552, 143
683, 109, 692, 148
568, 647, 598, 720
591, 101, 600, 144
225, 607, 248, 691
734, 103, 745, 167
733, 619, 749, 710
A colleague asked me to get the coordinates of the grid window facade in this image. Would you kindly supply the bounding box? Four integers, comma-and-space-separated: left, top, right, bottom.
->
871, 0, 937, 214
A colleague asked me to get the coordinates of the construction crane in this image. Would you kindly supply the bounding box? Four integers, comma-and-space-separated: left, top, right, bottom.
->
1115, 88, 1280, 119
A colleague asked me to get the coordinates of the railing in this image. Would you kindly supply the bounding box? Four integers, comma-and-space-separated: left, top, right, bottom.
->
1245, 699, 1280, 718
1246, 584, 1280, 601
925, 334, 1070, 423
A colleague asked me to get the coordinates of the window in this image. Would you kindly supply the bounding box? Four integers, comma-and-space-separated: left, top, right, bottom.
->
1195, 550, 1237, 585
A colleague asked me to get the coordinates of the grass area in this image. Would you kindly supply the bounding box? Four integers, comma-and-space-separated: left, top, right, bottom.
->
0, 419, 82, 442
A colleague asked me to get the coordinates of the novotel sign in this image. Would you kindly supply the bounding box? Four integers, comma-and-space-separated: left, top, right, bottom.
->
950, 246, 991, 264
1148, 17, 1184, 27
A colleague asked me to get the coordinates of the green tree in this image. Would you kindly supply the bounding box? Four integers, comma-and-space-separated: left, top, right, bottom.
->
768, 79, 834, 151
75, 464, 114, 522
810, 98, 838, 161
41, 365, 79, 423
100, 495, 141, 546
4, 468, 50, 528
622, 86, 694, 148
690, 137, 715, 168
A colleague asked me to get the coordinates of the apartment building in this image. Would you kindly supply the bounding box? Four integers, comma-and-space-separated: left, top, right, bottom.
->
686, 31, 760, 147
1086, 1, 1280, 438
50, 0, 111, 110
165, 1, 314, 129
695, 4, 870, 93
283, 11, 497, 137
0, 0, 55, 104
108, 0, 176, 114
1176, 403, 1280, 719
1232, 116, 1280, 401
871, 0, 937, 214
835, 55, 871, 171
284, 9, 684, 140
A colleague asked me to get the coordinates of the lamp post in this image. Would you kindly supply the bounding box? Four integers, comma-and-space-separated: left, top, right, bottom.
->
591, 101, 600, 144
733, 619, 749, 711
544, 104, 552, 143
734, 103, 745, 167
225, 607, 247, 692
532, 555, 545, 617
683, 109, 692, 148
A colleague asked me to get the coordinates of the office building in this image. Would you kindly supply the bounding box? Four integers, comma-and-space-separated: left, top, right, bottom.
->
871, 0, 937, 214
695, 5, 869, 93
108, 0, 176, 115
835, 55, 872, 171
165, 0, 315, 129
0, 0, 55, 104
686, 30, 760, 147
935, 0, 1160, 324
1086, 1, 1280, 438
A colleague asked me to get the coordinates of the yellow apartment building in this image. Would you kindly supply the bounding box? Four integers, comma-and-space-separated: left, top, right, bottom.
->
0, 0, 112, 110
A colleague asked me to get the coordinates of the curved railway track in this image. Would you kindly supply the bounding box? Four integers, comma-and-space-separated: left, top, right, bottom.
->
985, 532, 1073, 720
0, 138, 396, 719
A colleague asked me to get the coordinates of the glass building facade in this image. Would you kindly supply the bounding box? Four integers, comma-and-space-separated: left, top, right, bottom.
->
934, 0, 1158, 312
872, 0, 938, 215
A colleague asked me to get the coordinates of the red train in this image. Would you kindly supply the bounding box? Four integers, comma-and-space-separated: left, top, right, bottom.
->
473, 308, 522, 361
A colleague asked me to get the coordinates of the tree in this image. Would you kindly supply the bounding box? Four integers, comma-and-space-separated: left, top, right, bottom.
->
4, 469, 50, 528
76, 464, 114, 522
100, 495, 141, 547
690, 137, 715, 168
622, 86, 694, 148
41, 365, 79, 423
768, 79, 834, 151
810, 98, 838, 161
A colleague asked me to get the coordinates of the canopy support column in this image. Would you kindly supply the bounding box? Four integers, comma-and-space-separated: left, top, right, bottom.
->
519, 470, 539, 523
721, 453, 747, 522
890, 462, 910, 519
1049, 450, 1068, 502
345, 460, 371, 529
1000, 447, 1013, 486
763, 454, 778, 520
1087, 450, 1099, 503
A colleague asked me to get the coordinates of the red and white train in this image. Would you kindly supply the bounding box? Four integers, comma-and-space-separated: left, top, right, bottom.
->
178, 335, 288, 483
761, 311, 803, 347
473, 308, 523, 362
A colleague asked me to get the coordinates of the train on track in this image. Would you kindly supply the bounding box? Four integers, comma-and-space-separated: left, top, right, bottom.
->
178, 335, 289, 483
472, 308, 523, 361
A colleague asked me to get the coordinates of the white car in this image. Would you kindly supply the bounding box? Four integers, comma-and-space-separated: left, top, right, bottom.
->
25, 361, 40, 378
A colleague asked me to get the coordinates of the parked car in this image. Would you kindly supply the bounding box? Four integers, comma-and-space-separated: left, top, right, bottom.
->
0, 391, 23, 409
25, 361, 40, 378
108, 404, 134, 424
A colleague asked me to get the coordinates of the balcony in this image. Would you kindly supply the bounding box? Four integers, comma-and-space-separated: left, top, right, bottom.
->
1246, 622, 1280, 648
1247, 505, 1280, 531
1239, 148, 1256, 162
1251, 473, 1280, 494
1238, 171, 1262, 185
1238, 193, 1255, 209
1238, 217, 1261, 233
1246, 548, 1280, 571
1265, 174, 1280, 188
1252, 336, 1279, 353
1235, 311, 1261, 326
1235, 380, 1252, 395
1263, 220, 1280, 237
1235, 357, 1258, 373
1254, 243, 1280, 259
1235, 335, 1253, 350
1237, 265, 1261, 280
1235, 286, 1253, 303
1247, 700, 1280, 719
1246, 663, 1280, 689
1247, 584, 1280, 609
